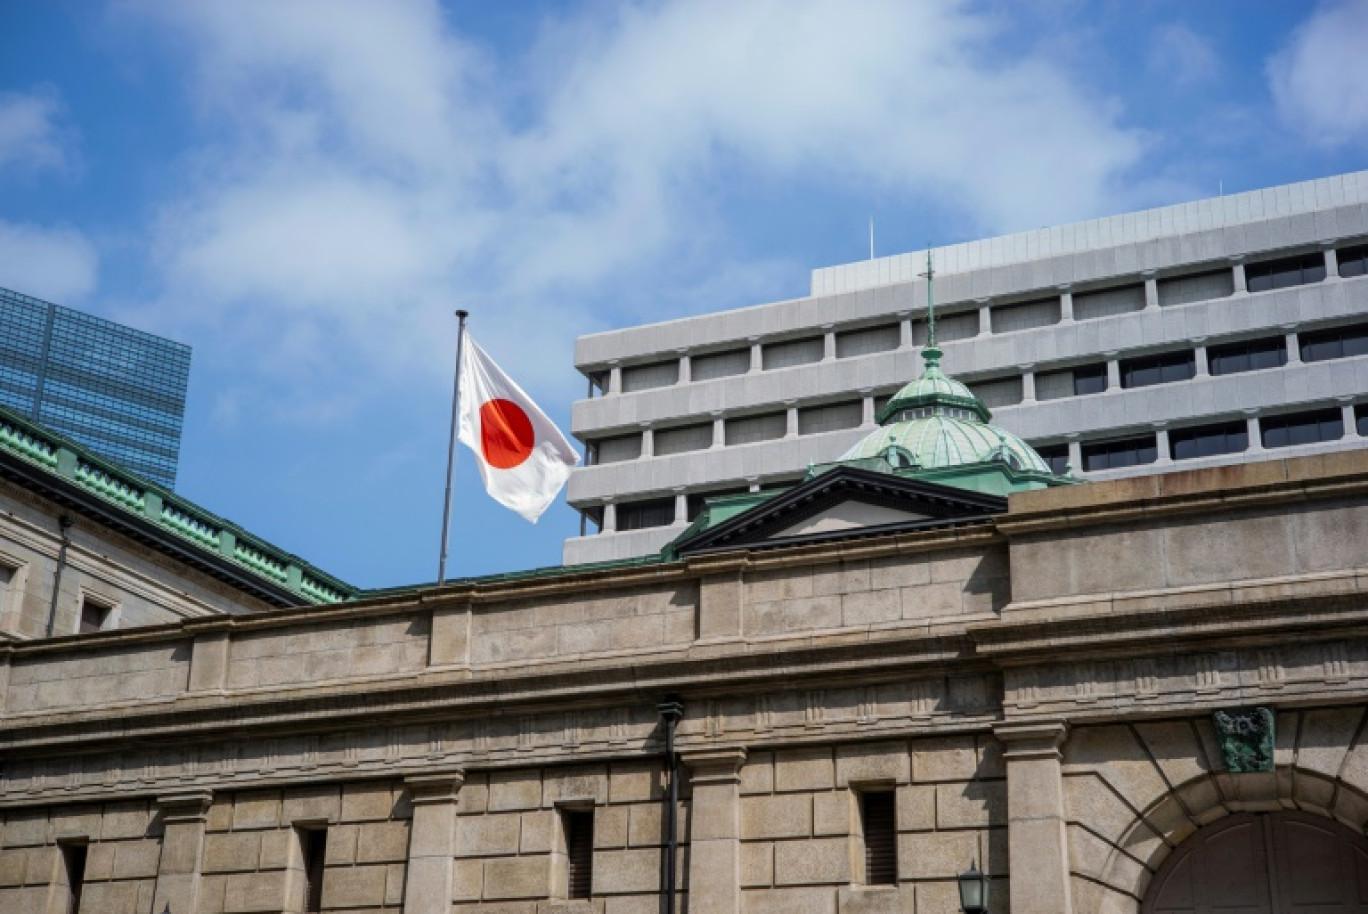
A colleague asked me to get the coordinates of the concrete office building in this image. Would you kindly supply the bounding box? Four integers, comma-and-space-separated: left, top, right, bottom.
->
565, 171, 1368, 564
0, 286, 191, 488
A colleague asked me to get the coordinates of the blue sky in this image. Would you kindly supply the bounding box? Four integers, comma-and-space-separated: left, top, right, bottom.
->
1, 0, 1366, 588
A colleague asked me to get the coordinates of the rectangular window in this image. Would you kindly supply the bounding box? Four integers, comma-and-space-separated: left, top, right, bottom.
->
836, 324, 900, 358
762, 337, 824, 370
78, 598, 111, 634
990, 298, 1058, 333
1208, 337, 1288, 376
1171, 421, 1249, 460
300, 828, 327, 914
1299, 324, 1368, 363
563, 809, 595, 899
1338, 243, 1368, 279
967, 376, 1023, 408
1036, 364, 1109, 401
798, 401, 863, 435
61, 843, 87, 914
1120, 351, 1195, 389
1034, 443, 1070, 475
912, 310, 978, 344
1157, 269, 1235, 307
691, 348, 751, 381
860, 791, 897, 885
594, 434, 642, 465
1081, 435, 1157, 472
725, 413, 786, 446
1260, 409, 1343, 449
1357, 405, 1368, 437
621, 360, 679, 393
1072, 364, 1110, 396
1245, 253, 1327, 293
617, 498, 675, 531
1073, 284, 1145, 321
654, 423, 713, 456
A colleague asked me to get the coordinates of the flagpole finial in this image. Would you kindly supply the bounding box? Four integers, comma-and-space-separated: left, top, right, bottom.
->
918, 247, 937, 354
456, 309, 469, 319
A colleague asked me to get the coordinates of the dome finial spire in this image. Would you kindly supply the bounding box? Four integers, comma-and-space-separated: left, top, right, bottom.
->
918, 246, 938, 365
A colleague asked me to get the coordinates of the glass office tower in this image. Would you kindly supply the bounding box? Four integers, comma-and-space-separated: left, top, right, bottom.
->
0, 286, 191, 488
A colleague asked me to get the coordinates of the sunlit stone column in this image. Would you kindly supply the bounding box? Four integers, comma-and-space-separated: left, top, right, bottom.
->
994, 722, 1073, 914
684, 749, 747, 914
152, 791, 213, 914
403, 771, 465, 914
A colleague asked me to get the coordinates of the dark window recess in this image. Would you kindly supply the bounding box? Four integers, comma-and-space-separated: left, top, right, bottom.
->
78, 599, 109, 634
1171, 421, 1248, 460
798, 401, 863, 435
1120, 351, 1195, 389
618, 498, 675, 531
762, 337, 824, 370
582, 506, 603, 535
862, 791, 897, 885
1245, 253, 1326, 293
1299, 324, 1368, 363
1339, 244, 1368, 279
595, 434, 642, 465
967, 376, 1022, 408
565, 809, 595, 899
1073, 365, 1109, 396
301, 829, 327, 914
588, 371, 608, 396
1357, 405, 1368, 437
62, 843, 87, 914
725, 413, 786, 446
1208, 337, 1287, 375
1035, 443, 1070, 475
654, 423, 713, 456
1261, 409, 1343, 449
912, 310, 978, 344
1081, 435, 1157, 472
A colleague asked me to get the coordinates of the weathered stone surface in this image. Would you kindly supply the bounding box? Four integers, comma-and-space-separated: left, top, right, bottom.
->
490, 771, 544, 812
774, 836, 850, 886
912, 736, 979, 783
457, 814, 522, 856
742, 794, 812, 839
836, 742, 910, 787
775, 748, 834, 792
483, 857, 551, 901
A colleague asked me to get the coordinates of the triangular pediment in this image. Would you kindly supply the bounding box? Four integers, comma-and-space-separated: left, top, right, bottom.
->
671, 465, 1007, 557
771, 501, 931, 538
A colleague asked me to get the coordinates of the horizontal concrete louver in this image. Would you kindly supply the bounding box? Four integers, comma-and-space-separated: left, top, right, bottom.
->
655, 423, 713, 455
990, 298, 1059, 333
595, 434, 642, 464
691, 348, 750, 381
762, 337, 824, 370
798, 401, 863, 434
968, 376, 1024, 408
912, 310, 978, 344
1074, 283, 1145, 321
1158, 268, 1234, 307
621, 359, 679, 392
725, 412, 786, 445
835, 324, 900, 358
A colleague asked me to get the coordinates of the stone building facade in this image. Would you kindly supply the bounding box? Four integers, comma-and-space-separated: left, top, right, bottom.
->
2, 450, 1368, 913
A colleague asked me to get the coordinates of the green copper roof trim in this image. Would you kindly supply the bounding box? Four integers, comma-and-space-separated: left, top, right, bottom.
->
0, 404, 357, 605
659, 490, 784, 560
875, 347, 992, 424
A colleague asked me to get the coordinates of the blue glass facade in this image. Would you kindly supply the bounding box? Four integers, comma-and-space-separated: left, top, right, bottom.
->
0, 287, 191, 488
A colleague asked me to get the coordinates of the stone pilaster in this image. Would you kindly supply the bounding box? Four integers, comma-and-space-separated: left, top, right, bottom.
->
684, 748, 747, 914
152, 790, 213, 914
994, 721, 1072, 914
403, 771, 466, 914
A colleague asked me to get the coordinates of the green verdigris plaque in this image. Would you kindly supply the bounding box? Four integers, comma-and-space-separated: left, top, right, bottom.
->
1212, 706, 1275, 772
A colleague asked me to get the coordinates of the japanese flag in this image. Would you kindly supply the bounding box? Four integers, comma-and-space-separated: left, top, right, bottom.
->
457, 336, 581, 522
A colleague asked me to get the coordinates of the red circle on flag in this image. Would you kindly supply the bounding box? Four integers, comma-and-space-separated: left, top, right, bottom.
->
479, 398, 535, 469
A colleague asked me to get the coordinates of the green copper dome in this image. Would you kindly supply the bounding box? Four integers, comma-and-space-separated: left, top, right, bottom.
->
840, 346, 1054, 475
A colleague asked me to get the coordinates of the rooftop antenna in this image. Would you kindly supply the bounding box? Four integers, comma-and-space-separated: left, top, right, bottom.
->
918, 246, 937, 349
869, 216, 875, 261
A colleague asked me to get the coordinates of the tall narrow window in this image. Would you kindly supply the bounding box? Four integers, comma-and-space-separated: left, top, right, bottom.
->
861, 791, 897, 885
61, 843, 87, 914
301, 829, 327, 914
564, 809, 595, 899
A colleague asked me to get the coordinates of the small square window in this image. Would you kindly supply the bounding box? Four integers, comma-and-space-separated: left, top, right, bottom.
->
78, 598, 112, 634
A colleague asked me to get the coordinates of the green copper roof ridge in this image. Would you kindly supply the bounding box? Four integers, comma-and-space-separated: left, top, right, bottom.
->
0, 402, 357, 604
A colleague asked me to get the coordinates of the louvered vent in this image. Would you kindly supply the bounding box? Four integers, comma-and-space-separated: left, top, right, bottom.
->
863, 791, 897, 885
565, 809, 595, 899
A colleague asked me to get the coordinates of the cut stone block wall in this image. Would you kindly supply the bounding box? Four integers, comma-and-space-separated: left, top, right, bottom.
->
738, 735, 1007, 914
5, 640, 189, 714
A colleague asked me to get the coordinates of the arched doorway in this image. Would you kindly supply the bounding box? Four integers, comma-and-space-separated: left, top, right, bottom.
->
1143, 811, 1368, 913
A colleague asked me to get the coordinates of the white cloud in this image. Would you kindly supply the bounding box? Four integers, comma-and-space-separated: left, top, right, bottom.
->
120, 0, 1149, 413
1268, 0, 1368, 148
1148, 23, 1220, 88
0, 221, 98, 302
0, 85, 76, 174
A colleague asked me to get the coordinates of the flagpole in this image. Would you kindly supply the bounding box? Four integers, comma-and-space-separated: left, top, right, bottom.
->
438, 309, 469, 585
